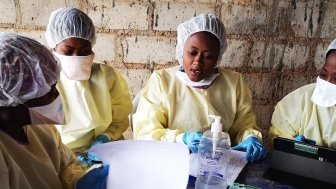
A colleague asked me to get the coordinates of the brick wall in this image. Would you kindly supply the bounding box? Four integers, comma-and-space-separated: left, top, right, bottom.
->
0, 0, 334, 139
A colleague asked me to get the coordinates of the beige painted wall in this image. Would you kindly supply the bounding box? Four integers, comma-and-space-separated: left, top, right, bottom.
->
0, 0, 335, 141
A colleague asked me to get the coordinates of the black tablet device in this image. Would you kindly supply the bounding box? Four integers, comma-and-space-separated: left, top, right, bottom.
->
263, 137, 336, 189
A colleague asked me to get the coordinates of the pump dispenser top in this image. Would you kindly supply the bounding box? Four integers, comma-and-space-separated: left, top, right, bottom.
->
209, 115, 222, 133
209, 115, 223, 152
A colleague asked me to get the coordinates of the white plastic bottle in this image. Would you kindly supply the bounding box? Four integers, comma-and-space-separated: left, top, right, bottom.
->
195, 115, 231, 189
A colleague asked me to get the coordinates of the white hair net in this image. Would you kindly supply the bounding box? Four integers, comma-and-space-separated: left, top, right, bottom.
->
0, 33, 60, 107
176, 13, 227, 66
45, 7, 96, 48
325, 38, 336, 58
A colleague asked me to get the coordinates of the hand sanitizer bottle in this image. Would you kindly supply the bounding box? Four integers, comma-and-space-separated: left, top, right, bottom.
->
195, 115, 231, 189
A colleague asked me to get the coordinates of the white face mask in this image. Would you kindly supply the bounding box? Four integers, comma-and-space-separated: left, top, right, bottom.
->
175, 70, 219, 88
311, 76, 336, 107
53, 52, 94, 81
29, 95, 65, 125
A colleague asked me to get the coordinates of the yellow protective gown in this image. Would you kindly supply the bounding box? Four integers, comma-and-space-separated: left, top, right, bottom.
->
270, 83, 336, 149
0, 125, 85, 189
56, 62, 132, 149
133, 66, 262, 145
